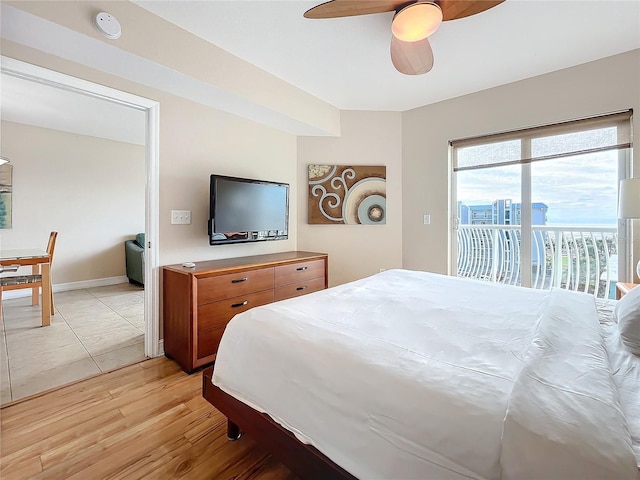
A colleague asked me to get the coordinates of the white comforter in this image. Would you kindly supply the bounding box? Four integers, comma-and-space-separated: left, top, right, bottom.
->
213, 269, 638, 480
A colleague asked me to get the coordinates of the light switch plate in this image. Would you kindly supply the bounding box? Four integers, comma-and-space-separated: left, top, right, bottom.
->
423, 214, 431, 225
171, 210, 191, 225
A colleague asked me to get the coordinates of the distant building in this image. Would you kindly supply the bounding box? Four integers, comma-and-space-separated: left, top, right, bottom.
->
458, 199, 548, 226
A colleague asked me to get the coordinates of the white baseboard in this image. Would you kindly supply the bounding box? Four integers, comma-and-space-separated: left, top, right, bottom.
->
1, 276, 129, 300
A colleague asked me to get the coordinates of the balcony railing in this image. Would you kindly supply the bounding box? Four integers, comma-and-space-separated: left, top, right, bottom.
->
457, 225, 618, 298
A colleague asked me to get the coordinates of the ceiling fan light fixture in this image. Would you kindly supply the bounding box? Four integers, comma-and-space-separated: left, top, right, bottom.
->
392, 1, 443, 42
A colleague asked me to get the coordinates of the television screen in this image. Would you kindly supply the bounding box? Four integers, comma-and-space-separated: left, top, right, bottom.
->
208, 175, 289, 245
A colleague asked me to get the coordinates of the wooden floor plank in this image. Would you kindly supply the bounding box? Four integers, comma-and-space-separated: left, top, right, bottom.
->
105, 434, 195, 480
1, 390, 114, 433
38, 403, 194, 478
2, 408, 124, 470
0, 357, 297, 480
0, 456, 42, 480
38, 409, 128, 468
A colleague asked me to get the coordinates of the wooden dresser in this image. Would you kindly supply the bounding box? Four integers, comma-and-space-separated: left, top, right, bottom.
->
162, 251, 328, 372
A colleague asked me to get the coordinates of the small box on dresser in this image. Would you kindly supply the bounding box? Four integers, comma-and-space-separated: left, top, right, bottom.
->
162, 251, 328, 373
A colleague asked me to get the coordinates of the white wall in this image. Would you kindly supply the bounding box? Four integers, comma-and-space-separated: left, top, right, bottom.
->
157, 94, 298, 265
0, 121, 145, 284
402, 49, 640, 279
298, 110, 403, 287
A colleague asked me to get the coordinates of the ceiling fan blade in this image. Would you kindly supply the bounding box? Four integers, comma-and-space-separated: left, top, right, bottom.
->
390, 35, 434, 75
304, 0, 406, 19
439, 0, 505, 21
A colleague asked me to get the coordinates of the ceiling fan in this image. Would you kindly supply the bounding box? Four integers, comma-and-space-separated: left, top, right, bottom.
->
304, 0, 505, 75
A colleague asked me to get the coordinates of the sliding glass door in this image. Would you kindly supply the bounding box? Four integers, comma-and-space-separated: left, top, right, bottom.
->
451, 111, 632, 298
455, 145, 522, 286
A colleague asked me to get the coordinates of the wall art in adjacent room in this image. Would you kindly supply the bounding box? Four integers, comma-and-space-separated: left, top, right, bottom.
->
0, 163, 12, 229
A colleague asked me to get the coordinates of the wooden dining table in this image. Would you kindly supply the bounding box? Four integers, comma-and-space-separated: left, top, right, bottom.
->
0, 249, 52, 326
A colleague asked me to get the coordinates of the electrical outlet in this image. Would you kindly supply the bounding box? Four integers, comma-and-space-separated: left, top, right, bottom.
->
423, 214, 431, 225
171, 210, 191, 225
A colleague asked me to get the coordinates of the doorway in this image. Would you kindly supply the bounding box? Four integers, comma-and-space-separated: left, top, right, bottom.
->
0, 57, 160, 400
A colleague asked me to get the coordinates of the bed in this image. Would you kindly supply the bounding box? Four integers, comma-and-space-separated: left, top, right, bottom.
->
202, 269, 640, 480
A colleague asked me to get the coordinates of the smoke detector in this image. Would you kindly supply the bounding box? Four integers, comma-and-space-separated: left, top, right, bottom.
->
94, 12, 121, 40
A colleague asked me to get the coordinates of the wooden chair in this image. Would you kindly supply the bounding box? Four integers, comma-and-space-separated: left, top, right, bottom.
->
0, 231, 58, 318
44, 231, 58, 313
0, 265, 19, 323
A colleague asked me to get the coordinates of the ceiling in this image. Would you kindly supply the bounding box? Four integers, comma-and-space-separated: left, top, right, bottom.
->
1, 73, 146, 145
134, 0, 640, 111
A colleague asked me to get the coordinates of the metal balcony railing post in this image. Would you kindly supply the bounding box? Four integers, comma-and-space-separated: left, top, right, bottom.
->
554, 229, 563, 288
491, 229, 498, 282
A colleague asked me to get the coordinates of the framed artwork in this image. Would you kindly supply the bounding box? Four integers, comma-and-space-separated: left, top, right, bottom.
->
308, 164, 386, 225
0, 163, 12, 229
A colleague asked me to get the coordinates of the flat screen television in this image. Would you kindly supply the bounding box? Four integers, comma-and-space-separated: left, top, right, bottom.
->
208, 174, 289, 245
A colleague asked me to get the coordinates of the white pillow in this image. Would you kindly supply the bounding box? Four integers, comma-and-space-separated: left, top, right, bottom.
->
615, 285, 640, 354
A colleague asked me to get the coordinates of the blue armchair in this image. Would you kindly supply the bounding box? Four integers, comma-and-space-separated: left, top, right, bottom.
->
125, 233, 145, 286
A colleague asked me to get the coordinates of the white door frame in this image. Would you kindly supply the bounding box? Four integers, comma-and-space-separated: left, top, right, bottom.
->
1, 56, 161, 357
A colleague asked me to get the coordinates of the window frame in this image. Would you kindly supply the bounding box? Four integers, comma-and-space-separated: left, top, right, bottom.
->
448, 110, 634, 285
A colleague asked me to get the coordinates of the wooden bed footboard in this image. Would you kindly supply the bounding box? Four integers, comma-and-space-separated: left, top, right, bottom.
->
202, 367, 356, 480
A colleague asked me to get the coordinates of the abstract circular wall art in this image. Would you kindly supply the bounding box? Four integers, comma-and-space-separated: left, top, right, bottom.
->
308, 164, 386, 225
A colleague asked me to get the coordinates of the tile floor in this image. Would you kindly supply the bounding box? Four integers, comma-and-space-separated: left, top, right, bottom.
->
0, 282, 146, 404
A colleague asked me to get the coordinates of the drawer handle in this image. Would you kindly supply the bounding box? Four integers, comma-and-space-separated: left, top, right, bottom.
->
296, 266, 308, 271
231, 300, 249, 308
296, 286, 308, 291
231, 277, 248, 284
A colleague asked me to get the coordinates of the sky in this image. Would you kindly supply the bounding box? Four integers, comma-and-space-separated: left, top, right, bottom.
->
456, 147, 620, 226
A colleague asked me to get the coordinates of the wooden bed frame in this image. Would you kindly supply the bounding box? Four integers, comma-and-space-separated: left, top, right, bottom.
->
202, 367, 357, 480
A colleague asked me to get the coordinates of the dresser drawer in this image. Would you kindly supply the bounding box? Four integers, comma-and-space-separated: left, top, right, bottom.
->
197, 289, 274, 331
275, 276, 326, 301
197, 325, 225, 359
197, 268, 274, 305
275, 259, 325, 287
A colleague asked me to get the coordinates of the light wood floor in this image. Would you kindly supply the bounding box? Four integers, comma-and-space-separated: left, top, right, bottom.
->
0, 357, 298, 480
